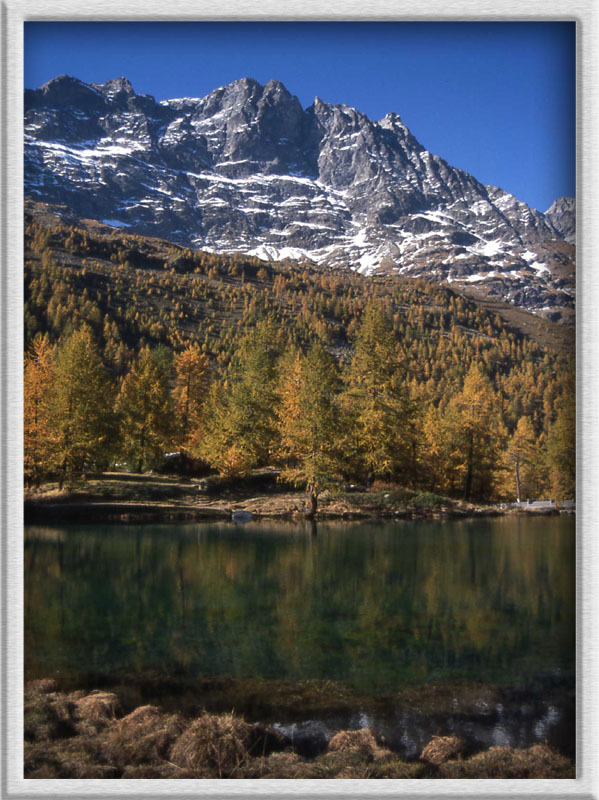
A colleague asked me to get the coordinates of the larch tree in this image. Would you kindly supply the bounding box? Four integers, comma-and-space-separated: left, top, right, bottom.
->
198, 320, 284, 476
443, 365, 507, 501
501, 416, 544, 502
24, 333, 55, 485
342, 303, 413, 485
173, 343, 210, 453
276, 343, 343, 517
419, 401, 455, 495
116, 347, 175, 472
47, 326, 116, 483
544, 378, 575, 500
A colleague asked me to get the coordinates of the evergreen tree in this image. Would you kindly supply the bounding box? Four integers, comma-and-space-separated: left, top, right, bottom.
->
116, 347, 175, 472
276, 343, 343, 516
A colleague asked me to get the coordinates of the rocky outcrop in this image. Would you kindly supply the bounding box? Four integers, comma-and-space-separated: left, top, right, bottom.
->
545, 197, 576, 243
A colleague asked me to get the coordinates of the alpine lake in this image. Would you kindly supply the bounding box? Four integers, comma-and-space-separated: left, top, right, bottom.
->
24, 514, 575, 761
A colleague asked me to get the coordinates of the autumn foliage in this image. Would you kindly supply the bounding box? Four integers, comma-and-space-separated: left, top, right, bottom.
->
23, 216, 575, 504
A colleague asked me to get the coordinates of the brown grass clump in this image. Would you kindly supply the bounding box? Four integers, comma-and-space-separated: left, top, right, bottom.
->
420, 735, 465, 765
437, 744, 575, 779
327, 728, 388, 760
26, 678, 59, 694
317, 729, 396, 778
74, 691, 120, 732
107, 704, 186, 765
170, 712, 253, 777
24, 692, 77, 741
328, 728, 375, 754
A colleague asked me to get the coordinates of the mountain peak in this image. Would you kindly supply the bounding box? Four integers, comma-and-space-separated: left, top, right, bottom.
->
264, 78, 289, 93
92, 76, 135, 96
30, 74, 107, 111
41, 73, 84, 90
23, 73, 575, 320
545, 197, 576, 243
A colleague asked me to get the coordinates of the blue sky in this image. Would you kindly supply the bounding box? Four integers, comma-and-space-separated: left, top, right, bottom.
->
24, 22, 575, 211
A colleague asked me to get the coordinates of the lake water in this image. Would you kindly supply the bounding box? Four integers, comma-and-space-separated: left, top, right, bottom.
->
24, 515, 575, 758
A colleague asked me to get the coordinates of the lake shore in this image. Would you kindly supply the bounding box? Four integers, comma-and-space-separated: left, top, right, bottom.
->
24, 677, 575, 779
24, 471, 562, 524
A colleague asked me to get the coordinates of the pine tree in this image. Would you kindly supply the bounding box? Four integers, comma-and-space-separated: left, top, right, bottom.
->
116, 347, 175, 472
276, 343, 343, 516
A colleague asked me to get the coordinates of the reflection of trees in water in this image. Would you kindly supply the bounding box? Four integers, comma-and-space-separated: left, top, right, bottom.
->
24, 518, 575, 689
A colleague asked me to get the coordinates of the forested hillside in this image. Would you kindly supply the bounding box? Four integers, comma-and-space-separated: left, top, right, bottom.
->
24, 205, 575, 504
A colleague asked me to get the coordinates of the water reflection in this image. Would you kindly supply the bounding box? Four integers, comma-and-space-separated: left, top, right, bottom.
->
25, 516, 575, 692
273, 694, 573, 760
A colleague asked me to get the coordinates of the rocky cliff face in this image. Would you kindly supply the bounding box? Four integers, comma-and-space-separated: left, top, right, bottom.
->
25, 74, 575, 317
545, 197, 576, 244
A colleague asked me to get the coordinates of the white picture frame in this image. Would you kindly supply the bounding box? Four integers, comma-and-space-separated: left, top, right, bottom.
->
2, 2, 598, 798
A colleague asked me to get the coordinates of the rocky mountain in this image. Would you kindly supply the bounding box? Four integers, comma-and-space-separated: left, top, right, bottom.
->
24, 75, 575, 319
545, 197, 576, 244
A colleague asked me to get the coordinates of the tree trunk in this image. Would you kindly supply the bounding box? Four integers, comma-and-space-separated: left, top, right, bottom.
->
307, 490, 318, 518
138, 425, 145, 473
515, 455, 521, 503
464, 432, 474, 501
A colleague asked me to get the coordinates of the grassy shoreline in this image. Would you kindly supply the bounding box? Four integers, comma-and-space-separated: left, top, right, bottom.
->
24, 678, 575, 779
24, 471, 561, 524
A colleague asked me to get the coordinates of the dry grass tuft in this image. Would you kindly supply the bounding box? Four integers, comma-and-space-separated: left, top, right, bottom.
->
437, 743, 575, 779
116, 704, 163, 734
107, 704, 186, 765
169, 712, 253, 777
328, 728, 386, 759
420, 734, 465, 765
319, 729, 396, 777
74, 691, 120, 732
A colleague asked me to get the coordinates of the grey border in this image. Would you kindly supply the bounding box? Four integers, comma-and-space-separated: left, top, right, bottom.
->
2, 3, 598, 799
